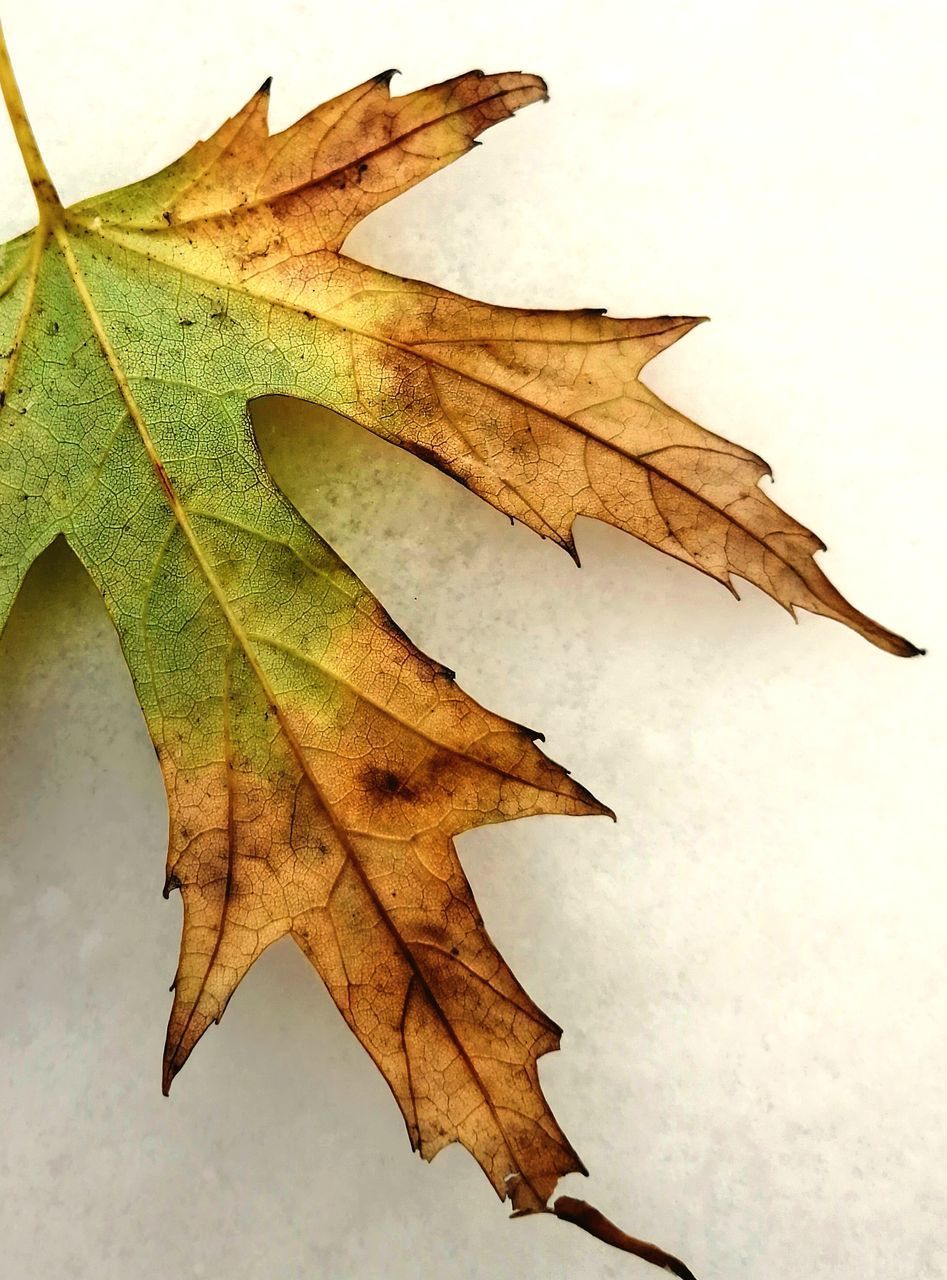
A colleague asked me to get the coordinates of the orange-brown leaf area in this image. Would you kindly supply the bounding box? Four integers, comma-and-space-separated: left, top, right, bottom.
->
0, 31, 917, 1268
70, 70, 919, 658
159, 597, 604, 1213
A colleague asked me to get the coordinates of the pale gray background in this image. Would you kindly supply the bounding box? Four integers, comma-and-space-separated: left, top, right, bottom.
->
0, 2, 944, 1277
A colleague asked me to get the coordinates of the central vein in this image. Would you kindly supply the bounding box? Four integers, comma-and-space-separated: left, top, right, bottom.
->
53, 223, 539, 1185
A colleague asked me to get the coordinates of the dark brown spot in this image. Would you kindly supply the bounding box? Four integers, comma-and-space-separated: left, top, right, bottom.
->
362, 765, 415, 802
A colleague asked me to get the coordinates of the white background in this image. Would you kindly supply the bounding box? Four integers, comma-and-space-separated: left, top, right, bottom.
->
0, 2, 944, 1277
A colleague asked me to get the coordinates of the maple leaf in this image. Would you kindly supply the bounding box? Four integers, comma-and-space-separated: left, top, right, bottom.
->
0, 20, 918, 1278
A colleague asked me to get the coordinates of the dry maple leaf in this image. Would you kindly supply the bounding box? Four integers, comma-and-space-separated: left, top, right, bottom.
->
0, 20, 919, 1279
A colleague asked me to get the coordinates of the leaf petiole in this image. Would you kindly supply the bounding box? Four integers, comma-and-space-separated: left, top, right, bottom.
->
552, 1196, 699, 1279
0, 19, 62, 221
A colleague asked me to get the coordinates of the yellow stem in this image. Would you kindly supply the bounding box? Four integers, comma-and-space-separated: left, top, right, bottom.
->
0, 19, 61, 220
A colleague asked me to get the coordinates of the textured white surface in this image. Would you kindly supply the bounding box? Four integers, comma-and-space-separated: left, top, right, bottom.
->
0, 2, 944, 1277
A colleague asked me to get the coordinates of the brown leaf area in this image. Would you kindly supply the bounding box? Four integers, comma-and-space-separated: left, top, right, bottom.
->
79, 69, 919, 657
160, 619, 605, 1215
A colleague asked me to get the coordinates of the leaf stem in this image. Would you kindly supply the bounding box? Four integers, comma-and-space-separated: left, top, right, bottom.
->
552, 1197, 699, 1279
0, 19, 61, 221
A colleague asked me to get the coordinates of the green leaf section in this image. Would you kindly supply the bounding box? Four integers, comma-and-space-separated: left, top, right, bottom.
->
0, 222, 374, 771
